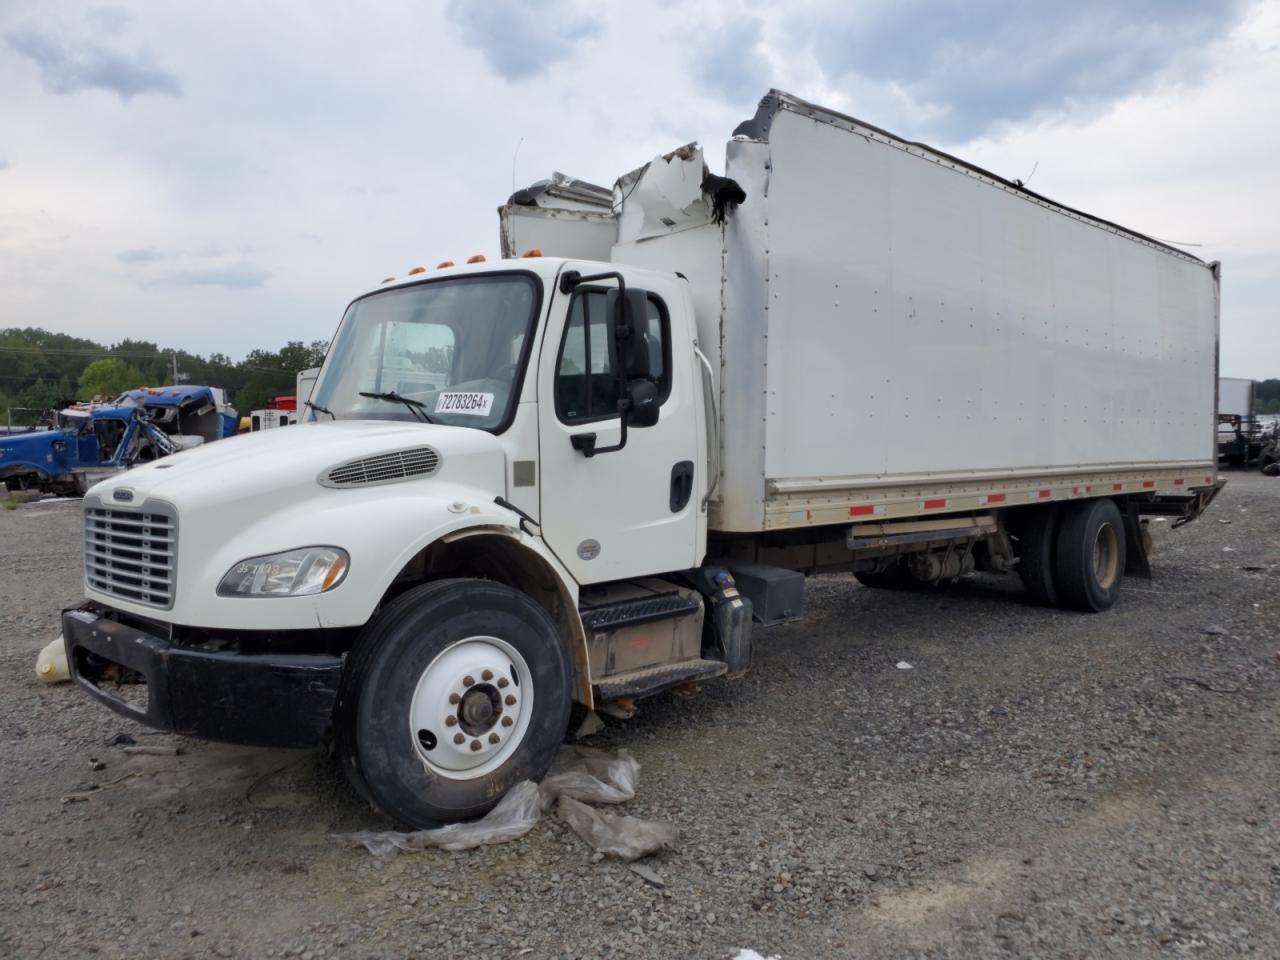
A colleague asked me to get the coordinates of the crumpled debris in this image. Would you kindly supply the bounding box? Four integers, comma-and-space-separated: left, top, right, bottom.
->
338, 746, 673, 860
340, 781, 541, 857
539, 745, 638, 806
557, 795, 677, 861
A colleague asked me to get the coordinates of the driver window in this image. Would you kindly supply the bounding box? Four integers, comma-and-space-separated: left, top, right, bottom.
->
556, 290, 621, 423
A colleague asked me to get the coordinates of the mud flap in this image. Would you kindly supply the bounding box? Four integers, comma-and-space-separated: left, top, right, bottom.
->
683, 566, 753, 676
1122, 502, 1152, 580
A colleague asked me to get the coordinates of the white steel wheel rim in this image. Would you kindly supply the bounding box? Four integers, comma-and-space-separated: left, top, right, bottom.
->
1093, 523, 1120, 590
408, 636, 534, 781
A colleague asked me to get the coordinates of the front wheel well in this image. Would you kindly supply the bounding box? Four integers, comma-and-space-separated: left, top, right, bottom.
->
380, 533, 591, 706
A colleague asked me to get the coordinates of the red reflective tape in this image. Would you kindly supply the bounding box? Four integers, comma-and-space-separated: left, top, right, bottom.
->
985, 493, 1006, 504
1038, 489, 1051, 499
849, 505, 877, 517
1085, 485, 1093, 494
923, 498, 947, 510
1142, 480, 1155, 489
1112, 483, 1124, 492
1173, 478, 1185, 486
1072, 486, 1080, 495
1204, 476, 1212, 485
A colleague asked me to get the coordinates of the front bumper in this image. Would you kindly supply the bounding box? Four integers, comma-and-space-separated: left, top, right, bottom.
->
62, 605, 343, 748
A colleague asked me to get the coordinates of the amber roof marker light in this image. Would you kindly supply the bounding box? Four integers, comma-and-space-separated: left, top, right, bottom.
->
466, 254, 486, 264
521, 248, 542, 258
437, 260, 455, 269
407, 265, 426, 276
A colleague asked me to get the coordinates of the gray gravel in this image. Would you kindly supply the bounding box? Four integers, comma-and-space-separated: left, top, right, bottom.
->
1, 474, 1277, 959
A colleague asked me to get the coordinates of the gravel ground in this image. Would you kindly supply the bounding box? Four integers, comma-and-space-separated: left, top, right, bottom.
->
1, 474, 1277, 959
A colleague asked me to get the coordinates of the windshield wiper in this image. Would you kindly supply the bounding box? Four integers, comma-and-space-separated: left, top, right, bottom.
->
359, 390, 434, 423
304, 400, 336, 420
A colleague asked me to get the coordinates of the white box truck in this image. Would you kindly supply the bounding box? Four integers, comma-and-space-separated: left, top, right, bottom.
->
64, 91, 1222, 827
1217, 376, 1261, 465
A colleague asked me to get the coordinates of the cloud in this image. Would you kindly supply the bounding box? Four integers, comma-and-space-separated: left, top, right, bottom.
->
0, 159, 9, 171
7, 26, 181, 101
695, 18, 771, 106
85, 7, 134, 37
116, 246, 169, 263
762, 0, 1252, 140
446, 0, 602, 81
155, 262, 270, 289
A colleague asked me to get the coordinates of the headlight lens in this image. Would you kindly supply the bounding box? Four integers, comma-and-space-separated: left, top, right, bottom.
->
217, 547, 349, 598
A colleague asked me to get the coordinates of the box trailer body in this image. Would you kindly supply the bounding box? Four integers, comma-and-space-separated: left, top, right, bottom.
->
504, 92, 1220, 537
1216, 376, 1264, 465
64, 91, 1222, 829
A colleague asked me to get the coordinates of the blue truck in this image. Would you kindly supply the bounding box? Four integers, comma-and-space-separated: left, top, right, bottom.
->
0, 386, 237, 495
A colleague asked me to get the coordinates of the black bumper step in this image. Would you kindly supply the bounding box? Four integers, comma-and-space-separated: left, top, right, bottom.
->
594, 658, 727, 701
579, 590, 701, 631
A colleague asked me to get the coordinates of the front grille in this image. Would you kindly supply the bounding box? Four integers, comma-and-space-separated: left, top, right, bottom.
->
83, 502, 177, 609
320, 446, 441, 488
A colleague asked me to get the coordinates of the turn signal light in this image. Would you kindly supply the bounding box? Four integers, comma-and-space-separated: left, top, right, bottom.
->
521, 248, 542, 258
380, 276, 395, 284
437, 260, 455, 269
467, 254, 486, 264
407, 265, 426, 275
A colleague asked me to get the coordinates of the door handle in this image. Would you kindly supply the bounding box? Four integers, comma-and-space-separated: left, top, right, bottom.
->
670, 460, 694, 512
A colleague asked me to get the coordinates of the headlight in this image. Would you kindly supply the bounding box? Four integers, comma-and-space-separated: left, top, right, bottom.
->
217, 547, 349, 598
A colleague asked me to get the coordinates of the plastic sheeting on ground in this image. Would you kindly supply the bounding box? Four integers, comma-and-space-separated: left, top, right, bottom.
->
337, 746, 675, 861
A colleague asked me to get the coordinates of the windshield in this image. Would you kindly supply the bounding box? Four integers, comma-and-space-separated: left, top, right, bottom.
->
309, 274, 539, 430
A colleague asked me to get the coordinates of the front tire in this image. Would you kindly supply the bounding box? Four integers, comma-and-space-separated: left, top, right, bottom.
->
335, 578, 572, 828
1054, 499, 1126, 612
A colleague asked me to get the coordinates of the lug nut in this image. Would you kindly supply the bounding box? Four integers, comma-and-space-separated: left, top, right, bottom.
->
501, 716, 513, 727
504, 694, 516, 706
463, 675, 475, 687
448, 693, 461, 704
497, 677, 509, 688
488, 733, 500, 745
470, 739, 482, 752
453, 733, 465, 745
445, 716, 457, 727
482, 670, 493, 681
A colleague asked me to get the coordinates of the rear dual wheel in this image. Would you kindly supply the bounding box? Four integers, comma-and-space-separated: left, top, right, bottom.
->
1014, 499, 1126, 612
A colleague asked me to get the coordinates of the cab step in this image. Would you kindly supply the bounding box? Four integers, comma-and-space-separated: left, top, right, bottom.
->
594, 658, 727, 701
579, 590, 701, 631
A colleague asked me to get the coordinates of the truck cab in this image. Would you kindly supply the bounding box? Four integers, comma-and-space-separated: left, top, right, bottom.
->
63, 255, 732, 828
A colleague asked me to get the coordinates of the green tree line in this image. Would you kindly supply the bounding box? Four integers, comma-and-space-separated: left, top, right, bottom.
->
1256, 379, 1280, 415
0, 327, 327, 428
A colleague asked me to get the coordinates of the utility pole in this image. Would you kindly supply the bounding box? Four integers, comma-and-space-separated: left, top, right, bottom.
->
172, 351, 179, 385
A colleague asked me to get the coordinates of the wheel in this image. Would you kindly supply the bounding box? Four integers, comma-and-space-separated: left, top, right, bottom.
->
1012, 505, 1061, 607
1054, 499, 1126, 612
855, 561, 919, 590
335, 578, 572, 828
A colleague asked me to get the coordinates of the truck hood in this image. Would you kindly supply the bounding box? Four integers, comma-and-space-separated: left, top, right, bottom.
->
88, 420, 506, 510
0, 428, 67, 464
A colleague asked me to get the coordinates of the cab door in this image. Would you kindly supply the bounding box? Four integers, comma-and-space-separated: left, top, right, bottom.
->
536, 265, 700, 584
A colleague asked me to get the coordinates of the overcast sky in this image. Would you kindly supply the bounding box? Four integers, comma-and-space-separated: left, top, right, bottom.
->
1, 0, 1276, 377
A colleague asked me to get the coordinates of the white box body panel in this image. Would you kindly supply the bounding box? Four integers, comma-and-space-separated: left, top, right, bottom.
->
1217, 377, 1254, 418
501, 91, 1220, 534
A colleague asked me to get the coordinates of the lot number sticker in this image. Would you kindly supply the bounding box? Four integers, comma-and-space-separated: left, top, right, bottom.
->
435, 392, 494, 416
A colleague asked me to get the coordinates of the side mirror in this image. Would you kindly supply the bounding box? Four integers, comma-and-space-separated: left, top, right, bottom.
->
607, 288, 653, 380
627, 379, 659, 428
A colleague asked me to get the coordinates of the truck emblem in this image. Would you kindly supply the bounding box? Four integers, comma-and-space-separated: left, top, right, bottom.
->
576, 539, 601, 561
113, 488, 135, 502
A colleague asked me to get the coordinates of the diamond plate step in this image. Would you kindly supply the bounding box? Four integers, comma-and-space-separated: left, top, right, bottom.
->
593, 658, 728, 701
579, 591, 701, 631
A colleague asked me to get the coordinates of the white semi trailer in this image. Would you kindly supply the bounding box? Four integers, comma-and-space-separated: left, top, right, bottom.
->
64, 91, 1221, 827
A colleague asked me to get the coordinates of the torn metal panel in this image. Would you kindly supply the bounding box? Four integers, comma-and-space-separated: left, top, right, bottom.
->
615, 143, 714, 243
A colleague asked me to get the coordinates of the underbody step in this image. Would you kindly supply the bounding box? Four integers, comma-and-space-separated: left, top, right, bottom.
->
593, 658, 728, 701
579, 590, 701, 631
